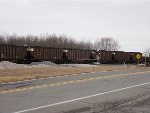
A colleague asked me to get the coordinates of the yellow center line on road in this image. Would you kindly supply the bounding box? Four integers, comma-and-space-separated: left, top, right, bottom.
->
1, 70, 150, 95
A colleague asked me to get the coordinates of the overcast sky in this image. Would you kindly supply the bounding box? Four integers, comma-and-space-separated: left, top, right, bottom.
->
0, 0, 150, 52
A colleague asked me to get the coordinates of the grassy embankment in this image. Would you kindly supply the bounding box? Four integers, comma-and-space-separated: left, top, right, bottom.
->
0, 65, 145, 84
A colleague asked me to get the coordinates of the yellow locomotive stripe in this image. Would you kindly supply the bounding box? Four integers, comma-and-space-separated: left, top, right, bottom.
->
0, 71, 150, 95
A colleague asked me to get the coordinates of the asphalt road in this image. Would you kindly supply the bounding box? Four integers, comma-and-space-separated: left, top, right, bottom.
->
0, 67, 150, 113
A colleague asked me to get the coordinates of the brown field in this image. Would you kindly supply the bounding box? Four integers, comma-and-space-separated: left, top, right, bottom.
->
0, 65, 148, 84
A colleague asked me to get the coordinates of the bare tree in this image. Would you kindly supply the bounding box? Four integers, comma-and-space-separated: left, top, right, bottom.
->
0, 33, 93, 50
0, 33, 7, 44
144, 48, 150, 53
94, 37, 120, 51
0, 36, 5, 44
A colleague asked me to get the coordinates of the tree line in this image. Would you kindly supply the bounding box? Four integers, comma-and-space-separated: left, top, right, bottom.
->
0, 33, 120, 51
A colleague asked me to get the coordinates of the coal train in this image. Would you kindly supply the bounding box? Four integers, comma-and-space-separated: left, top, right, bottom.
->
0, 44, 149, 64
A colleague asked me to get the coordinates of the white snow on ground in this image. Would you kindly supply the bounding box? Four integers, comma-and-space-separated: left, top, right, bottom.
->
60, 64, 98, 67
0, 61, 28, 70
0, 61, 98, 70
29, 61, 57, 66
0, 61, 57, 70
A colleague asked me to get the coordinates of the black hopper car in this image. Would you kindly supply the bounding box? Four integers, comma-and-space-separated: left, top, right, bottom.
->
0, 44, 149, 64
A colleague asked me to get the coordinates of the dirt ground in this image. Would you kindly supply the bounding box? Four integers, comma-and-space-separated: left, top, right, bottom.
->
0, 64, 147, 84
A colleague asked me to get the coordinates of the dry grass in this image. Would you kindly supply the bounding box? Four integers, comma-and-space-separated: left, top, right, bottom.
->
0, 65, 147, 84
